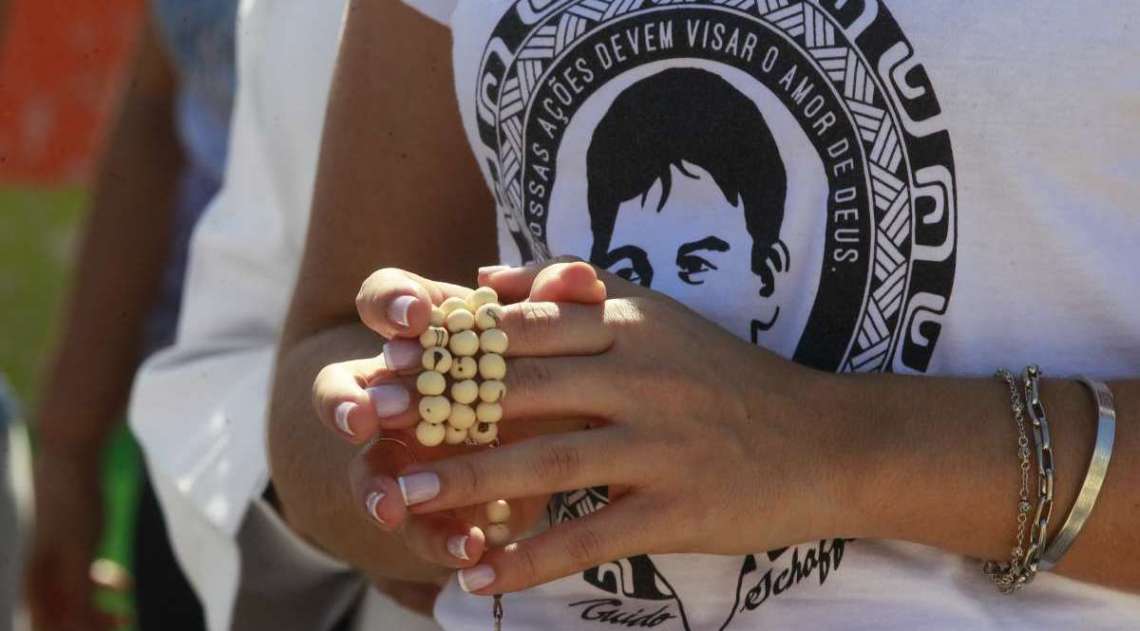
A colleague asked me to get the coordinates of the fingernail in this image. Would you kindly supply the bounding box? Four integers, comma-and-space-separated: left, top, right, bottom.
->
458, 565, 496, 593
382, 339, 422, 371
479, 265, 511, 276
447, 535, 470, 561
365, 491, 386, 525
398, 472, 440, 506
388, 295, 417, 327
335, 402, 357, 437
367, 384, 410, 418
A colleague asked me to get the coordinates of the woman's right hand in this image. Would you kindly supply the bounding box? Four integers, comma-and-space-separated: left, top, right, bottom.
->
311, 262, 606, 572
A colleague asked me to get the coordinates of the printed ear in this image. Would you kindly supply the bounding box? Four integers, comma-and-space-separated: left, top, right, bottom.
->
753, 239, 791, 299
771, 239, 790, 275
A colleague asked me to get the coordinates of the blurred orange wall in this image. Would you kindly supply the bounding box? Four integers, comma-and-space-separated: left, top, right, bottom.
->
0, 0, 144, 185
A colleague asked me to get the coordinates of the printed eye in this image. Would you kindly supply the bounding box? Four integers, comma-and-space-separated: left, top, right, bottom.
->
598, 245, 653, 288
676, 255, 717, 285
675, 236, 729, 286
614, 264, 644, 285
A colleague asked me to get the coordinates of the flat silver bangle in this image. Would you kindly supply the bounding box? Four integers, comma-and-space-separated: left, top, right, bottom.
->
1038, 377, 1117, 572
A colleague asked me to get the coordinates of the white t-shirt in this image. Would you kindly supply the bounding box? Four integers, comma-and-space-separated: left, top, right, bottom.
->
400, 0, 1140, 629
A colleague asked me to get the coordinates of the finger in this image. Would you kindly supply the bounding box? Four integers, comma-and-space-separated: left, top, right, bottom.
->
502, 355, 628, 420
378, 269, 611, 371
356, 268, 473, 340
457, 497, 664, 595
478, 256, 584, 303
397, 427, 635, 513
529, 262, 607, 304
497, 301, 613, 357
349, 441, 488, 568
483, 258, 651, 302
312, 357, 417, 441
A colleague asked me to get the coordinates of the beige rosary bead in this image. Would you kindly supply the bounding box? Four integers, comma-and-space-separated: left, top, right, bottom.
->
474, 303, 505, 331
449, 330, 480, 356
478, 380, 506, 404
444, 425, 468, 445
479, 328, 509, 355
449, 356, 478, 381
485, 523, 512, 547
445, 308, 475, 333
476, 401, 502, 424
419, 326, 449, 349
470, 421, 498, 444
485, 499, 511, 524
415, 421, 446, 447
430, 306, 446, 327
467, 287, 499, 312
415, 371, 446, 397
439, 297, 468, 316
447, 402, 476, 430
451, 379, 479, 405
418, 396, 451, 425
421, 347, 452, 373
478, 353, 507, 380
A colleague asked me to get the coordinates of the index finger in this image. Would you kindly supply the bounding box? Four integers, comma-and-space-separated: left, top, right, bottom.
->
356, 267, 474, 340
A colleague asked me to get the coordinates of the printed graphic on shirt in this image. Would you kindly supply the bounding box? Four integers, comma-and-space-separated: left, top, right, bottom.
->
475, 1, 957, 628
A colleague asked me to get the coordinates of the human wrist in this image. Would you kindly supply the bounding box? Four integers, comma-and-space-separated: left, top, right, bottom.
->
750, 360, 872, 543
833, 374, 1034, 556
804, 370, 884, 541
800, 371, 952, 544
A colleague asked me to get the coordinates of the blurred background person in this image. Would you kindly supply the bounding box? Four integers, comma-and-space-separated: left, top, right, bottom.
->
20, 0, 236, 629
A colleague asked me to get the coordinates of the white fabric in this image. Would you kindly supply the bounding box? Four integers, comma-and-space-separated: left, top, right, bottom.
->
399, 0, 1140, 629
128, 0, 384, 629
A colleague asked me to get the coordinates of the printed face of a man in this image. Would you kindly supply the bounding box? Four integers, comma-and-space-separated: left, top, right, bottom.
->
600, 161, 782, 339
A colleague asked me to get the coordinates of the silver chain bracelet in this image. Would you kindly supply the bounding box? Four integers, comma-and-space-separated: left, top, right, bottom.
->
985, 369, 1036, 593
1019, 365, 1056, 585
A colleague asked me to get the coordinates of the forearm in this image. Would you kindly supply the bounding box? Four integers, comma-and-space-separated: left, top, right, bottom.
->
266, 0, 495, 584
838, 372, 1139, 591
268, 323, 448, 584
37, 20, 181, 450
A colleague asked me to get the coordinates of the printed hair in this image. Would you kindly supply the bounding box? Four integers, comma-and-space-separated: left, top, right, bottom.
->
586, 67, 788, 295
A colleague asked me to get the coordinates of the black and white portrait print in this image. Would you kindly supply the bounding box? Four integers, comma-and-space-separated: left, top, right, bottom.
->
473, 1, 959, 627
548, 61, 828, 355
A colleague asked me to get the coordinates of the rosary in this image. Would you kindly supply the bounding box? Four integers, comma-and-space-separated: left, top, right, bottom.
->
414, 287, 510, 630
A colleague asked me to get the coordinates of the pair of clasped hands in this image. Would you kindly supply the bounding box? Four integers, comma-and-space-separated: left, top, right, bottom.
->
313, 261, 843, 598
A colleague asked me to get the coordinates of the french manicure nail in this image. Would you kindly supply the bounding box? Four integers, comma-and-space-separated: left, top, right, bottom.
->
335, 402, 357, 437
382, 339, 422, 371
447, 535, 470, 561
398, 472, 440, 506
478, 265, 511, 276
388, 295, 417, 327
458, 565, 496, 593
365, 491, 386, 525
366, 384, 410, 418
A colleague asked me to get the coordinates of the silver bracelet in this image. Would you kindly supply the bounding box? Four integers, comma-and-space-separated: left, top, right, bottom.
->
1017, 365, 1056, 586
984, 369, 1036, 593
1038, 377, 1117, 572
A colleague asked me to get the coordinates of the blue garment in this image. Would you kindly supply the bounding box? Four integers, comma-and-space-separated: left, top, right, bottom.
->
144, 0, 238, 353
152, 0, 237, 185
0, 374, 17, 428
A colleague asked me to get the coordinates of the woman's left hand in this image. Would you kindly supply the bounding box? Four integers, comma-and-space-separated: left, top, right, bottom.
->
396, 265, 860, 595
